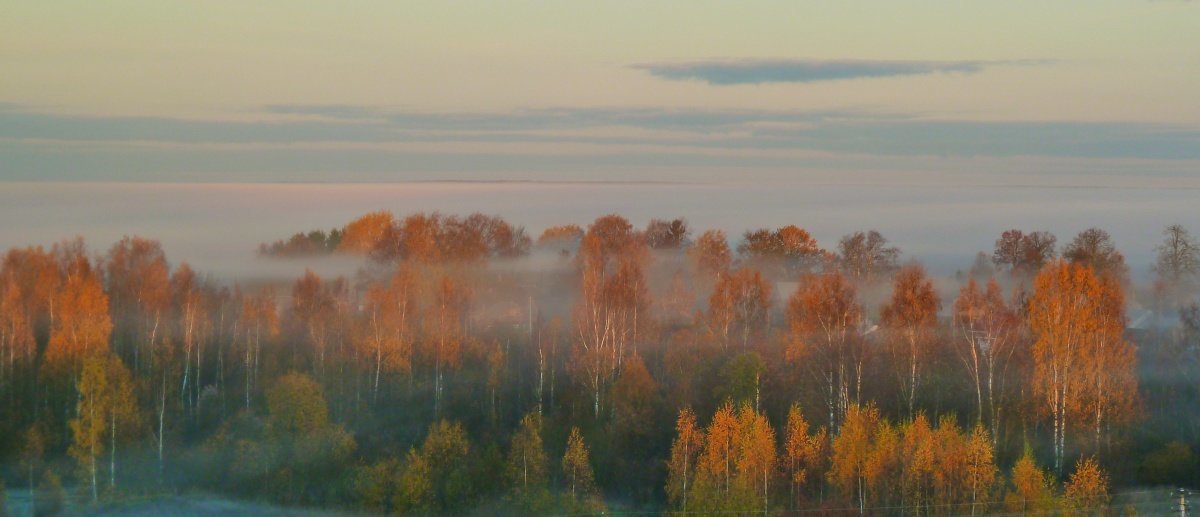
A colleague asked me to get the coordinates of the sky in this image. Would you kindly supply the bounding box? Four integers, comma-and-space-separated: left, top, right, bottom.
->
3, 0, 1200, 182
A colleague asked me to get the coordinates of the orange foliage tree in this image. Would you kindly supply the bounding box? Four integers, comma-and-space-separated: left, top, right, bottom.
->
689, 229, 732, 284
337, 210, 395, 253
665, 407, 704, 512
706, 267, 771, 349
880, 264, 940, 418
952, 277, 1019, 434
1028, 260, 1136, 474
103, 236, 169, 374
786, 271, 865, 430
358, 265, 419, 404
571, 215, 648, 418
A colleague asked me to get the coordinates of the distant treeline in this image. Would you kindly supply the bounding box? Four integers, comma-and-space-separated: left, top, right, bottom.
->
2, 214, 1199, 515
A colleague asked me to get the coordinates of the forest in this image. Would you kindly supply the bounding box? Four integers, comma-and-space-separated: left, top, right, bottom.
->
1, 211, 1199, 515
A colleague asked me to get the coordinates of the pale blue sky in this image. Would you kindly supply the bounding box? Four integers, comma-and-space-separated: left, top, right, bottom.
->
3, 0, 1199, 181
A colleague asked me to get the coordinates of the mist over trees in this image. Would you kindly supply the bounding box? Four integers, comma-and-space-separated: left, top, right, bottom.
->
1, 212, 1199, 514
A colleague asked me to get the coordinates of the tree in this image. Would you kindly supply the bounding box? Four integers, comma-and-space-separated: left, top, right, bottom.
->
424, 274, 469, 416
266, 372, 329, 437
170, 263, 207, 423
572, 215, 648, 418
508, 412, 548, 499
103, 236, 169, 374
783, 404, 828, 509
964, 425, 997, 516
43, 253, 112, 396
337, 210, 395, 253
1063, 456, 1110, 514
1004, 445, 1056, 514
69, 353, 137, 502
706, 267, 771, 348
289, 270, 349, 381
1028, 260, 1135, 473
829, 404, 880, 513
536, 224, 583, 257
644, 218, 691, 250
358, 265, 418, 403
611, 352, 659, 442
786, 271, 865, 430
738, 225, 825, 277
1064, 227, 1128, 280
561, 427, 597, 501
735, 405, 777, 514
864, 417, 900, 508
690, 229, 732, 282
837, 230, 899, 283
695, 401, 738, 504
880, 264, 940, 418
899, 414, 935, 512
1154, 224, 1199, 304
666, 407, 704, 512
239, 290, 279, 409
952, 277, 1019, 434
992, 229, 1057, 277
414, 420, 473, 512
716, 352, 766, 411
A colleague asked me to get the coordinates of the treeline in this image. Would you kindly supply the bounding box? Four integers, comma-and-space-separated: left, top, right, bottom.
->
1, 214, 1199, 515
257, 211, 531, 261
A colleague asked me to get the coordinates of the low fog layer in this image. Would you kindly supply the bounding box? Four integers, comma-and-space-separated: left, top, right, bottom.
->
1, 181, 1197, 284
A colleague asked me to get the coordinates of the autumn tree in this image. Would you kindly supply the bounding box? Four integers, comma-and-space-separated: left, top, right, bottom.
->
952, 277, 1019, 434
0, 273, 34, 392
734, 404, 776, 514
738, 225, 825, 277
837, 230, 899, 283
644, 218, 691, 250
610, 352, 660, 444
561, 427, 598, 502
170, 262, 209, 417
411, 420, 473, 512
1028, 260, 1136, 473
69, 353, 138, 502
508, 411, 549, 502
899, 413, 935, 512
786, 271, 865, 430
782, 404, 828, 509
267, 372, 329, 436
1063, 456, 1110, 514
706, 267, 771, 348
571, 215, 648, 418
289, 270, 349, 380
103, 236, 169, 374
829, 404, 880, 513
423, 274, 470, 416
992, 229, 1057, 278
536, 224, 584, 257
43, 248, 113, 432
690, 229, 732, 282
964, 424, 997, 515
880, 264, 940, 418
691, 402, 776, 513
358, 265, 418, 403
238, 289, 279, 409
337, 210, 395, 253
666, 407, 704, 512
1154, 224, 1199, 305
1064, 227, 1128, 280
1005, 445, 1056, 513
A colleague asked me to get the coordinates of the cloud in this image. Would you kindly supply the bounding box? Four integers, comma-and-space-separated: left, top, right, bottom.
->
632, 58, 1045, 85
3, 103, 1200, 182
